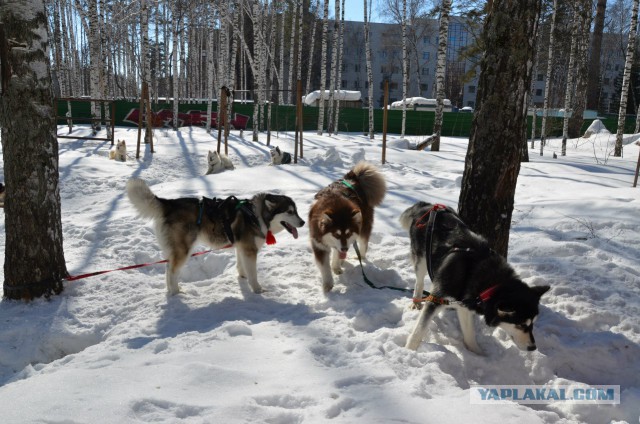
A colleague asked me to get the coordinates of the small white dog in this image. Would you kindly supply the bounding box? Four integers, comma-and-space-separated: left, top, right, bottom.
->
206, 150, 235, 174
270, 146, 292, 165
109, 139, 127, 161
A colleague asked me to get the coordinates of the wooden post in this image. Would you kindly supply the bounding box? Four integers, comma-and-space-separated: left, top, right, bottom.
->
298, 80, 304, 158
136, 86, 144, 158
633, 146, 640, 187
109, 101, 115, 146
217, 86, 228, 154
145, 82, 154, 152
382, 80, 389, 164
224, 88, 231, 155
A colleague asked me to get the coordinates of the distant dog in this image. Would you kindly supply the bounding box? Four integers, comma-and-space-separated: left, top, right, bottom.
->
109, 139, 127, 161
126, 179, 305, 295
270, 146, 292, 165
206, 150, 235, 174
400, 201, 550, 353
309, 162, 386, 292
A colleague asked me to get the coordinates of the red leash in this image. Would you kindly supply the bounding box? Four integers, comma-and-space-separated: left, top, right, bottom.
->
415, 203, 447, 229
65, 245, 231, 282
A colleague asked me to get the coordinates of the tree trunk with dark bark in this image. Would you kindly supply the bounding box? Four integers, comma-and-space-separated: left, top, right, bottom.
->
0, 1, 68, 299
458, 0, 542, 258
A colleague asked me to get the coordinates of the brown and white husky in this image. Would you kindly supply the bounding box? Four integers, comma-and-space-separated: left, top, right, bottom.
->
308, 162, 386, 292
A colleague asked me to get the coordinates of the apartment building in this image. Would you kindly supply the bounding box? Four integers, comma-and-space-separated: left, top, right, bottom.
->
333, 18, 629, 115
334, 17, 479, 110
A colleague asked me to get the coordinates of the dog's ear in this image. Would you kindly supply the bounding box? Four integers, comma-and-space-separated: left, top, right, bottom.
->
276, 146, 281, 153
351, 209, 362, 226
531, 285, 550, 299
320, 213, 332, 230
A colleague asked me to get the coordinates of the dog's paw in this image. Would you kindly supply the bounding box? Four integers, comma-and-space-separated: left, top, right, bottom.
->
250, 283, 264, 294
331, 267, 343, 275
322, 281, 334, 293
409, 301, 423, 311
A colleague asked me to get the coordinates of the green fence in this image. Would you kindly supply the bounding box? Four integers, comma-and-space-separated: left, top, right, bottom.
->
56, 99, 632, 138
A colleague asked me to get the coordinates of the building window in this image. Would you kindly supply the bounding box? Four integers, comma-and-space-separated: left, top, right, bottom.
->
420, 83, 428, 92
341, 80, 347, 89
536, 89, 543, 96
354, 64, 361, 72
354, 80, 360, 89
423, 36, 429, 44
537, 73, 544, 81
341, 63, 347, 72
423, 51, 430, 60
468, 85, 476, 94
365, 81, 369, 89
422, 68, 429, 75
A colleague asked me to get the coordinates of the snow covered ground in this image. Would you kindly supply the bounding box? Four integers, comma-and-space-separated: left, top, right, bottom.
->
0, 125, 638, 423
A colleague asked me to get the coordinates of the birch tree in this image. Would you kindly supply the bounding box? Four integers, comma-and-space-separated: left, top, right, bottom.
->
539, 0, 557, 157
327, 0, 340, 134
560, 6, 580, 157
172, 2, 181, 129
305, 0, 319, 97
0, 0, 68, 299
401, 0, 408, 138
568, 0, 592, 139
615, 0, 639, 157
458, 0, 542, 257
586, 0, 607, 111
431, 0, 451, 152
317, 0, 329, 134
288, 1, 299, 105
333, 0, 345, 134
364, 0, 374, 139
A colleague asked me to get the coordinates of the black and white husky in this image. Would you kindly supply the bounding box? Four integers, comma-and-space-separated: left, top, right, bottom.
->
127, 179, 305, 295
270, 146, 292, 165
400, 201, 549, 353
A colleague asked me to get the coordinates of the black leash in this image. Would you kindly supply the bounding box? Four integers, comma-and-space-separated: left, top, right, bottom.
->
352, 241, 430, 297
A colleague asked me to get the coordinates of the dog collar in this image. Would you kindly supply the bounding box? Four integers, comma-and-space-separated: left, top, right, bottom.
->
196, 198, 205, 226
478, 285, 499, 302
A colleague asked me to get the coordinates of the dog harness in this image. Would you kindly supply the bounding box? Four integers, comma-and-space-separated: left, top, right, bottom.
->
412, 204, 502, 307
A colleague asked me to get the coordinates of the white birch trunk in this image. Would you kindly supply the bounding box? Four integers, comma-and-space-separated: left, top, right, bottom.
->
540, 0, 557, 156
327, 0, 340, 134
279, 2, 286, 105
401, 0, 408, 138
364, 0, 374, 139
252, 0, 262, 141
334, 0, 345, 134
561, 7, 581, 157
615, 0, 640, 156
431, 0, 451, 152
172, 3, 181, 129
317, 0, 329, 134
305, 0, 319, 96
288, 1, 299, 105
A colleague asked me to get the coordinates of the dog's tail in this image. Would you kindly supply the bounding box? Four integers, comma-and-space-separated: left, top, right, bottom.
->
126, 178, 164, 220
346, 161, 386, 206
399, 206, 414, 231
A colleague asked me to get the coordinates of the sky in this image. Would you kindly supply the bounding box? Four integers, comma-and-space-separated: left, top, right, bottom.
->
0, 121, 639, 423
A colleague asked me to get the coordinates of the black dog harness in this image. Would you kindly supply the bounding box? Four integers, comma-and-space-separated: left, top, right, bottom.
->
196, 196, 261, 245
413, 203, 501, 308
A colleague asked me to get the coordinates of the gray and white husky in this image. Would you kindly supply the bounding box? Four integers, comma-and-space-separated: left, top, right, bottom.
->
126, 178, 305, 295
400, 201, 549, 353
270, 146, 292, 165
206, 150, 235, 174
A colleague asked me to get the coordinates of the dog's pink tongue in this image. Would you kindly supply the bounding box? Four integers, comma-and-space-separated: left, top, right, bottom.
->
339, 251, 347, 259
291, 227, 298, 239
